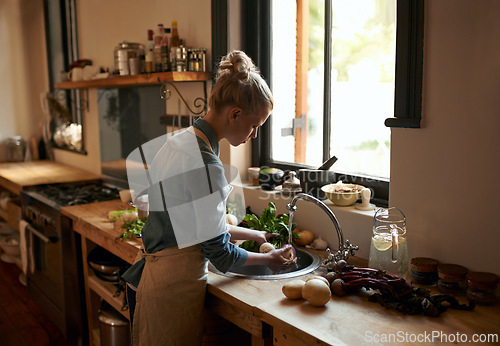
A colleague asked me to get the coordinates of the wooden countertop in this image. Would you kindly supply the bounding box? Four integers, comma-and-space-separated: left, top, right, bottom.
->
61, 199, 141, 264
63, 200, 500, 345
0, 160, 100, 195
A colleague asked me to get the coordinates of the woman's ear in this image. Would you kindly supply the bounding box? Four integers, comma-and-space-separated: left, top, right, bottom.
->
228, 107, 243, 122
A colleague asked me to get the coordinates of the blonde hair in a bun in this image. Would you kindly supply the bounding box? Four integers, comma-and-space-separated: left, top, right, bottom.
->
209, 50, 273, 115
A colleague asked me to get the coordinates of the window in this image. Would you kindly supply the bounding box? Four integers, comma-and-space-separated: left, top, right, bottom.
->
238, 0, 423, 206
272, 0, 396, 179
44, 0, 86, 154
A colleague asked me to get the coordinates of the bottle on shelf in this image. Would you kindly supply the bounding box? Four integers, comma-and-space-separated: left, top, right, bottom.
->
161, 28, 171, 72
170, 20, 180, 48
153, 23, 164, 73
145, 29, 154, 73
170, 20, 180, 71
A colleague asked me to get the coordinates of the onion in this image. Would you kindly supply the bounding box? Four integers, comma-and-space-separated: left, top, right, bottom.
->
281, 244, 296, 261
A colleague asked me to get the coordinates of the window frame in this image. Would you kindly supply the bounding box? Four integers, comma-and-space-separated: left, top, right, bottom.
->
44, 0, 86, 154
217, 0, 424, 207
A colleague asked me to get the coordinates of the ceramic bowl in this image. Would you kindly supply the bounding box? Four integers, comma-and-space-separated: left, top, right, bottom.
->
321, 183, 364, 206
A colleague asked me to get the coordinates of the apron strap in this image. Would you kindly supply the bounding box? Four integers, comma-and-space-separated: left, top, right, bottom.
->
187, 126, 214, 154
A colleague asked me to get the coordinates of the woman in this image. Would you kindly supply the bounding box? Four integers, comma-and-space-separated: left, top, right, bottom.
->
122, 50, 294, 345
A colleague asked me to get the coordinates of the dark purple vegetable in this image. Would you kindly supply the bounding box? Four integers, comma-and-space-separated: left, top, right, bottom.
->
333, 259, 347, 272
326, 263, 474, 316
331, 279, 347, 296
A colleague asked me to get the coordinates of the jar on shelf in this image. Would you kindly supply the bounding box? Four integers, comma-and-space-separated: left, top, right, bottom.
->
188, 48, 206, 72
6, 136, 26, 162
410, 257, 439, 285
437, 263, 468, 295
466, 272, 499, 305
114, 41, 145, 76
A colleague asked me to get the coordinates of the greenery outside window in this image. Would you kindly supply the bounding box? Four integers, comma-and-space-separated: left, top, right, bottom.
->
238, 0, 423, 206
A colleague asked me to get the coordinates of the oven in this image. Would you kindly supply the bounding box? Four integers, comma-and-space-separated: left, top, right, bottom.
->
20, 182, 120, 345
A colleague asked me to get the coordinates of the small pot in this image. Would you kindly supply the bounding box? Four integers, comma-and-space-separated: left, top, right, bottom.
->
87, 246, 130, 283
259, 168, 285, 190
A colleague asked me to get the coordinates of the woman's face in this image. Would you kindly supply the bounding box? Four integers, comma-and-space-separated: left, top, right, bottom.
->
227, 107, 270, 146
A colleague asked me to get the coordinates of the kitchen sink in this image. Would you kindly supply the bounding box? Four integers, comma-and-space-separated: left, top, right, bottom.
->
209, 248, 323, 280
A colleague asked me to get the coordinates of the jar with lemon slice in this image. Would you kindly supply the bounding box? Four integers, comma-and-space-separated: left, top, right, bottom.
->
368, 207, 409, 278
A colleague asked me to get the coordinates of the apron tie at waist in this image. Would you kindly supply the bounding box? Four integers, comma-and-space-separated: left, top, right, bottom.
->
140, 244, 201, 261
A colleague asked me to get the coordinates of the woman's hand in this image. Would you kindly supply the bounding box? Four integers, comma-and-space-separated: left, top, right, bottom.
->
228, 225, 278, 245
255, 230, 279, 246
243, 244, 297, 271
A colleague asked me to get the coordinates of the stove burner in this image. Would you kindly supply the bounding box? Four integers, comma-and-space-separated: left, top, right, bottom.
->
33, 182, 121, 207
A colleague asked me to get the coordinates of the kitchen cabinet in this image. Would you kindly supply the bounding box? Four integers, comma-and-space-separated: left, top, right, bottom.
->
62, 200, 500, 346
62, 199, 139, 346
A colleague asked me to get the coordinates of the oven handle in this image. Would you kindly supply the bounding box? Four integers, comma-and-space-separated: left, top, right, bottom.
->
25, 222, 59, 244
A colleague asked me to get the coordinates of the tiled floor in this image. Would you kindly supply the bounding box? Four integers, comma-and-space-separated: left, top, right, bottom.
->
0, 257, 69, 346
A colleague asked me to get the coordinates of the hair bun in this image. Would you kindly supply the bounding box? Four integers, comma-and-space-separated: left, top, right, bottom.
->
219, 50, 256, 81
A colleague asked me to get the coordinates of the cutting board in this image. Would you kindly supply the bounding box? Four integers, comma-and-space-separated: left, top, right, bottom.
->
0, 160, 100, 195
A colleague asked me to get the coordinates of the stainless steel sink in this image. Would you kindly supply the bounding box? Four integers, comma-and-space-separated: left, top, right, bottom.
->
209, 248, 322, 280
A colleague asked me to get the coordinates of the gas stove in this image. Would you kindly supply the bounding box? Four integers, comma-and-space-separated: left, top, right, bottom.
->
26, 181, 121, 209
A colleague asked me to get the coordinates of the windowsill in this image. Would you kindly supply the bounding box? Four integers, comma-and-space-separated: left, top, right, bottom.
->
236, 182, 377, 260
239, 182, 378, 214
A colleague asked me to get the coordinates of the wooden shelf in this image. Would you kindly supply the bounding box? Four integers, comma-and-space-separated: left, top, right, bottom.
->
88, 273, 130, 320
54, 71, 211, 89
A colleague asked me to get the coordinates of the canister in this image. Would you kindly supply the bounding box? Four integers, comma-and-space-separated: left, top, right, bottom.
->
6, 136, 26, 162
247, 167, 260, 186
114, 41, 144, 76
466, 272, 499, 305
172, 46, 187, 72
437, 263, 468, 295
188, 48, 207, 72
410, 257, 439, 285
98, 302, 130, 346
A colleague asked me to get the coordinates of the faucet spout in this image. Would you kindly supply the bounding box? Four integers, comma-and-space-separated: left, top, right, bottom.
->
287, 193, 358, 261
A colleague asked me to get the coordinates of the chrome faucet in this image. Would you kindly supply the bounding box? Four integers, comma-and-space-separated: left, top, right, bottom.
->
286, 193, 358, 262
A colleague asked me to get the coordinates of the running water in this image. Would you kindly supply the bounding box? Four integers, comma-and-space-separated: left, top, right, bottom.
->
288, 210, 294, 245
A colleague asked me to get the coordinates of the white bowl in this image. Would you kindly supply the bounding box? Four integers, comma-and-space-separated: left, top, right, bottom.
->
321, 183, 364, 206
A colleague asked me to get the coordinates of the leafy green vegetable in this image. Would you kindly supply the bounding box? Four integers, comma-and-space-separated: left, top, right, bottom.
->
240, 240, 259, 252
108, 208, 138, 222
116, 217, 147, 241
241, 202, 297, 251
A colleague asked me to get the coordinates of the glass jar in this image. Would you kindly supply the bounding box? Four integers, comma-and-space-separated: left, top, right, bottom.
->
6, 136, 26, 162
437, 263, 468, 295
410, 257, 439, 285
466, 272, 499, 305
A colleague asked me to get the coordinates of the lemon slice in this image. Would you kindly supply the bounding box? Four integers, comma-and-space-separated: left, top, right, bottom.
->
372, 235, 406, 251
372, 237, 392, 251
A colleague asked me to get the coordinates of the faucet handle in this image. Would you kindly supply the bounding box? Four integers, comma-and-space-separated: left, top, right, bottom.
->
343, 239, 359, 258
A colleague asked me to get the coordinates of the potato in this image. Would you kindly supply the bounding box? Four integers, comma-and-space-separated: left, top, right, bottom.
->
259, 242, 275, 253
282, 280, 306, 300
306, 276, 330, 287
302, 279, 331, 307
293, 230, 315, 246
